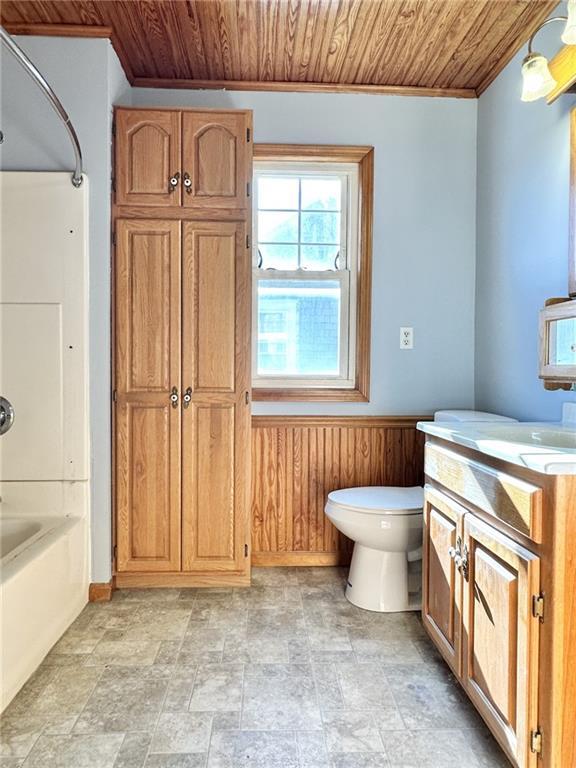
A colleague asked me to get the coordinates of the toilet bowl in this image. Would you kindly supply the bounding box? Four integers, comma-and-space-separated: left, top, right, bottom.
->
325, 486, 424, 613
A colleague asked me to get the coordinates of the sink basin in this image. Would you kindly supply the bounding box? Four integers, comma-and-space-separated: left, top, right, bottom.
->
474, 424, 576, 451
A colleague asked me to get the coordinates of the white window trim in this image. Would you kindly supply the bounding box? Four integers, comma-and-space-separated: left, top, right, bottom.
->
252, 161, 360, 390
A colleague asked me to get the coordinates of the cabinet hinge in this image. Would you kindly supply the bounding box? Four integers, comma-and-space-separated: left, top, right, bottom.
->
112, 231, 117, 247
530, 729, 543, 755
111, 176, 115, 193
246, 127, 251, 142
112, 389, 117, 403
112, 120, 116, 137
112, 543, 117, 562
532, 593, 545, 622
246, 181, 251, 198
246, 234, 250, 249
244, 544, 249, 557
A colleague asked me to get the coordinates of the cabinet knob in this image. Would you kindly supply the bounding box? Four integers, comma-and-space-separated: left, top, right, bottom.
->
170, 386, 179, 408
169, 172, 180, 192
183, 387, 192, 408
183, 172, 192, 193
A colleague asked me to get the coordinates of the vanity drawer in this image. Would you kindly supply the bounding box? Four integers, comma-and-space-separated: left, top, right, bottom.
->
425, 443, 543, 542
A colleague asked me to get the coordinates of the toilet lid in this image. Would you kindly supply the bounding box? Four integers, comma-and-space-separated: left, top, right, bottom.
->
327, 486, 424, 515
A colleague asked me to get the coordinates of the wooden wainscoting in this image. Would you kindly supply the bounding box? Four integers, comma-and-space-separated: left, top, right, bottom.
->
251, 415, 428, 566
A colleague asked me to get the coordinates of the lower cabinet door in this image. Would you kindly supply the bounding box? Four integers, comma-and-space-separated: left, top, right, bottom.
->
462, 514, 540, 768
422, 486, 465, 675
115, 399, 182, 572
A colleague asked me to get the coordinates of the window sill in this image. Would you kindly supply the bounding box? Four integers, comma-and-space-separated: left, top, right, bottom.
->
252, 387, 369, 402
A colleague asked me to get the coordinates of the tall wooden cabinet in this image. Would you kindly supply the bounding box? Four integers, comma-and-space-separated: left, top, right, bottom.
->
113, 107, 253, 586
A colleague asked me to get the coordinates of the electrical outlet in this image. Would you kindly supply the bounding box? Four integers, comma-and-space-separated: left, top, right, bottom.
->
400, 327, 414, 349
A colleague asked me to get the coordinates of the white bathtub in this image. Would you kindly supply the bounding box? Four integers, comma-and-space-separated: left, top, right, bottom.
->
0, 483, 89, 712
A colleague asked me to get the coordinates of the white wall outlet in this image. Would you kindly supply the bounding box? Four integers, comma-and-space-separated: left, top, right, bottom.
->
400, 327, 414, 349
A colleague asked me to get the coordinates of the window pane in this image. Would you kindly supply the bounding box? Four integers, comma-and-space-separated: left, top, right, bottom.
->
257, 279, 341, 376
259, 244, 299, 270
258, 177, 299, 210
258, 211, 299, 243
301, 245, 339, 270
301, 177, 341, 211
301, 212, 339, 244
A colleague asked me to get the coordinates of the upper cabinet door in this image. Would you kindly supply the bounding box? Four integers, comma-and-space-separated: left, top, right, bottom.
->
181, 111, 252, 212
462, 514, 540, 768
115, 109, 182, 207
422, 486, 465, 676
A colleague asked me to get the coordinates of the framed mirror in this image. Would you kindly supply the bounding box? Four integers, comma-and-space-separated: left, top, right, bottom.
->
539, 298, 576, 386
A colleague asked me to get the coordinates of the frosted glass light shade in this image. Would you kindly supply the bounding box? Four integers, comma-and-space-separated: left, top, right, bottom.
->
562, 0, 576, 44
521, 53, 557, 101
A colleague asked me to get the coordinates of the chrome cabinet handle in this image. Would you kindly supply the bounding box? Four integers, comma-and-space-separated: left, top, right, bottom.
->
448, 537, 469, 581
183, 172, 192, 193
169, 172, 180, 192
170, 386, 179, 408
0, 396, 15, 436
183, 387, 192, 408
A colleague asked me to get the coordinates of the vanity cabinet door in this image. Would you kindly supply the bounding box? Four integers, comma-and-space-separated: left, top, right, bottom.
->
462, 514, 540, 768
422, 486, 465, 676
115, 109, 182, 207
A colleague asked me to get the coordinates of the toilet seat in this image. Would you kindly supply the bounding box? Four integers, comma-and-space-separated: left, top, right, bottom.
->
327, 486, 423, 516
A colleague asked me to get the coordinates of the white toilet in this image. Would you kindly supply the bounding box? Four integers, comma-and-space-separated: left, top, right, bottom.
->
325, 409, 518, 613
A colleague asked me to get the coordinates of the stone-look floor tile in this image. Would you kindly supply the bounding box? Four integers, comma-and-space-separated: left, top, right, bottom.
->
312, 664, 345, 710
2, 667, 60, 716
144, 756, 206, 768
87, 639, 161, 667
368, 707, 407, 732
248, 606, 305, 632
22, 734, 124, 768
25, 667, 103, 718
337, 665, 395, 710
205, 606, 248, 630
296, 731, 330, 768
207, 730, 299, 768
297, 567, 347, 587
222, 636, 289, 664
188, 664, 243, 712
231, 586, 285, 609
50, 630, 105, 655
177, 651, 223, 666
211, 712, 241, 731
163, 676, 196, 712
156, 641, 184, 666
114, 589, 181, 603
250, 567, 300, 587
241, 671, 322, 730
243, 663, 313, 678
348, 632, 423, 665
0, 716, 47, 759
0, 758, 24, 767
382, 729, 483, 767
74, 667, 169, 733
287, 637, 312, 663
183, 629, 226, 651
306, 626, 353, 653
41, 651, 92, 667
330, 754, 391, 768
113, 733, 153, 768
322, 711, 384, 753
150, 713, 212, 754
462, 729, 512, 768
117, 607, 193, 642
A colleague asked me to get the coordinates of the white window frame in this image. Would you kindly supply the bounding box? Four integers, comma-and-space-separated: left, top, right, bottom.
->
252, 160, 360, 390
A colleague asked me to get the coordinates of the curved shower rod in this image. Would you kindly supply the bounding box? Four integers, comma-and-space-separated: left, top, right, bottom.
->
0, 26, 83, 187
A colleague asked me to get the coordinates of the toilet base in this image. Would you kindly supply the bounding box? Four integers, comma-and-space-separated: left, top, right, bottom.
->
345, 543, 421, 613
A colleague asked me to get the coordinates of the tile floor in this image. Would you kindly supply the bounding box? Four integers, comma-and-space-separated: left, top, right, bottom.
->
0, 567, 510, 768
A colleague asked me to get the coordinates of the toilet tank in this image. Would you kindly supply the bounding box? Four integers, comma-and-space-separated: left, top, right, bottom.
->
433, 410, 518, 423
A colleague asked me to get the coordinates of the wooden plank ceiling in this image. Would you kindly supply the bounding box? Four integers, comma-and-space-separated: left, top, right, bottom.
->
1, 1, 559, 97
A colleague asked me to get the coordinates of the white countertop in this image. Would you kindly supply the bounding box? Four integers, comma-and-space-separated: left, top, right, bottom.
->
417, 420, 576, 475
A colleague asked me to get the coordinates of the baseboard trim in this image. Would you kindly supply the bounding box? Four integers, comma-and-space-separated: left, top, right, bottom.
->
88, 580, 115, 602
252, 552, 351, 567
115, 572, 251, 588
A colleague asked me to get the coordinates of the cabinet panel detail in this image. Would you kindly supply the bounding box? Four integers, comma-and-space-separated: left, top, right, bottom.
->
116, 402, 181, 572
183, 222, 237, 393
462, 514, 540, 768
115, 220, 181, 394
116, 109, 181, 207
182, 112, 250, 210
422, 486, 464, 675
425, 443, 542, 541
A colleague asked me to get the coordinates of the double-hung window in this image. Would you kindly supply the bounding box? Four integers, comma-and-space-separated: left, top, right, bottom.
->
252, 146, 373, 401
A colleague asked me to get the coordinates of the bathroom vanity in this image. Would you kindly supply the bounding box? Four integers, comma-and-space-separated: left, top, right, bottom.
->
418, 417, 576, 768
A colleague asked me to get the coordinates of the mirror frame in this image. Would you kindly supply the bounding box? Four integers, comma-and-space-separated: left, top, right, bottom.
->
539, 298, 576, 384
570, 109, 576, 296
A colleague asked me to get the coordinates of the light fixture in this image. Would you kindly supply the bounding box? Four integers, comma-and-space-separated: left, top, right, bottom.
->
520, 15, 568, 102
562, 0, 576, 44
